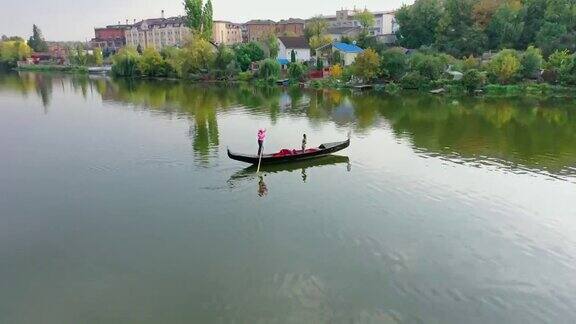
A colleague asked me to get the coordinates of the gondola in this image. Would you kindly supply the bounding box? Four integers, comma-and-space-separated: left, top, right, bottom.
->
227, 137, 350, 165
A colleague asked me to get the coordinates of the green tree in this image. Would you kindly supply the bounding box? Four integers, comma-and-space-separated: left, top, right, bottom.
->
180, 34, 216, 77
160, 46, 184, 76
288, 62, 306, 82
435, 0, 487, 57
409, 52, 447, 80
0, 40, 32, 69
138, 47, 166, 77
355, 9, 376, 35
263, 33, 279, 58
380, 47, 408, 81
352, 48, 380, 82
111, 47, 141, 77
27, 25, 48, 52
233, 42, 265, 71
488, 49, 521, 83
395, 0, 443, 48
304, 16, 328, 40
214, 45, 239, 79
518, 0, 547, 48
536, 22, 566, 56
545, 49, 572, 72
461, 69, 485, 93
533, 0, 576, 55
202, 0, 213, 39
184, 0, 203, 31
215, 45, 235, 70
93, 47, 103, 66
558, 53, 576, 85
520, 46, 543, 78
258, 58, 281, 83
290, 49, 296, 63
486, 4, 524, 49
184, 0, 214, 39
75, 45, 88, 66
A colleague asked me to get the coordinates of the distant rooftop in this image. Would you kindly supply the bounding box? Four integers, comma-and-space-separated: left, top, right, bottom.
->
277, 18, 305, 25
245, 19, 276, 25
326, 26, 362, 35
132, 16, 186, 29
333, 42, 364, 53
278, 36, 309, 49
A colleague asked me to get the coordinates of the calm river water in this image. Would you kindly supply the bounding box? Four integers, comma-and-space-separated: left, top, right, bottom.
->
1, 72, 575, 323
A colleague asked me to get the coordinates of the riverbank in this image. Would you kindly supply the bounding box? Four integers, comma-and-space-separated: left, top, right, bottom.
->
15, 64, 88, 74
10, 68, 576, 98
307, 78, 576, 98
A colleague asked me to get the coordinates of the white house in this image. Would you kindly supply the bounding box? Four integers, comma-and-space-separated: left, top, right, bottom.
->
317, 9, 398, 44
277, 36, 311, 63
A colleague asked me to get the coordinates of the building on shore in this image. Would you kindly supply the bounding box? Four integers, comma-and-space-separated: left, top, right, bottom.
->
125, 12, 190, 50
243, 18, 305, 42
326, 26, 362, 42
316, 9, 398, 44
276, 18, 305, 37
277, 36, 310, 62
244, 20, 277, 42
212, 21, 243, 46
316, 42, 364, 66
91, 24, 131, 52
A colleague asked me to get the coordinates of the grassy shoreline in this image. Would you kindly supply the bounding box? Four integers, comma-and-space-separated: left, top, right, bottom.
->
12, 68, 576, 98
15, 64, 88, 74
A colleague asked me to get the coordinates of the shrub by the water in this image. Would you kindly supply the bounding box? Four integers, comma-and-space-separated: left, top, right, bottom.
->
488, 49, 521, 84
462, 69, 485, 94
409, 52, 447, 81
288, 63, 307, 82
520, 46, 543, 79
258, 59, 281, 84
352, 48, 380, 82
380, 47, 408, 81
111, 47, 140, 77
237, 71, 254, 81
401, 71, 429, 89
385, 82, 401, 94
330, 64, 343, 79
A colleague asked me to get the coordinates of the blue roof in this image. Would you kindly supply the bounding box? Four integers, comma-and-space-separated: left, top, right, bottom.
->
277, 58, 290, 65
333, 42, 364, 53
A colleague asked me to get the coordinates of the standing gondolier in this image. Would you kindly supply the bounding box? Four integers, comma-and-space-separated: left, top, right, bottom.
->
301, 134, 307, 152
257, 129, 266, 156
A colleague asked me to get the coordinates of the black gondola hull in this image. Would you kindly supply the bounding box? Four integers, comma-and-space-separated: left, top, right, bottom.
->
228, 139, 350, 165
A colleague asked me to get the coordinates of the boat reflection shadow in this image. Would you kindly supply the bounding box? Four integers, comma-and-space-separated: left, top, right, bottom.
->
227, 155, 351, 197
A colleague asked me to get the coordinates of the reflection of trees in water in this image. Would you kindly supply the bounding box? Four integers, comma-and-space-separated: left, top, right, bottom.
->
70, 75, 89, 99
34, 74, 53, 111
374, 94, 576, 174
2, 73, 576, 175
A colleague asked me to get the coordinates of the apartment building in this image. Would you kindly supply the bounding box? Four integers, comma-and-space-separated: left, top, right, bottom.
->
244, 20, 277, 42
276, 18, 305, 36
91, 24, 131, 51
212, 21, 243, 45
125, 14, 190, 50
319, 9, 398, 43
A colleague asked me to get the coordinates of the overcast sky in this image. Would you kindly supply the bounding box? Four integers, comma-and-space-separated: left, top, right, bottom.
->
0, 0, 410, 41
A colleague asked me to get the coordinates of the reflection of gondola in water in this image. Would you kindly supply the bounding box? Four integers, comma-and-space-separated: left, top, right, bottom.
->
227, 155, 351, 190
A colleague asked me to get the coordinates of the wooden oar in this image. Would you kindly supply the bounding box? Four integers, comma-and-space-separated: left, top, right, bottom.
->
256, 143, 263, 173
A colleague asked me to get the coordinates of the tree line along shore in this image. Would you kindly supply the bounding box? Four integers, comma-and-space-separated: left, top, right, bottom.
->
2, 0, 576, 96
